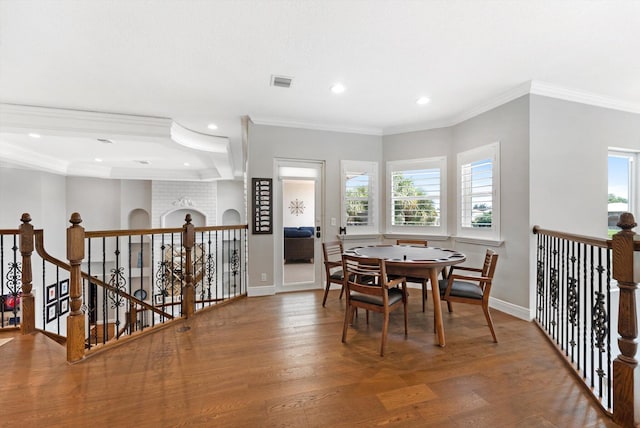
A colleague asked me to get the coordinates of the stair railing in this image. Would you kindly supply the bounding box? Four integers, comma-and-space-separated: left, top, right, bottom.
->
533, 212, 639, 427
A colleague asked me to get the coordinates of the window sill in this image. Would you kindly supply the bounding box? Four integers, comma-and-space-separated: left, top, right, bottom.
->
337, 233, 381, 241
454, 236, 504, 247
383, 233, 451, 242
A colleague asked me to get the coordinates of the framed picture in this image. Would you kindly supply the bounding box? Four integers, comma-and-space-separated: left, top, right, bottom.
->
46, 284, 57, 303
46, 302, 57, 323
59, 297, 69, 315
59, 279, 69, 297
154, 294, 163, 305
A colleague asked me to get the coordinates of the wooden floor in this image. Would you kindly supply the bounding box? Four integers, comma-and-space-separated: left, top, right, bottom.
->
0, 289, 619, 427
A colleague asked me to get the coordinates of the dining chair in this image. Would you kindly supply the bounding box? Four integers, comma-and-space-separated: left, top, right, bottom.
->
341, 254, 408, 356
438, 249, 499, 342
322, 240, 345, 307
396, 239, 429, 312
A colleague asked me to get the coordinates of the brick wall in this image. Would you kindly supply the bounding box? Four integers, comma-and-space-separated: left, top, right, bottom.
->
151, 181, 217, 227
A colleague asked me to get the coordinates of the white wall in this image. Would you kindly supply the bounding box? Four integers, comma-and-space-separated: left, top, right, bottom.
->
0, 165, 67, 258
383, 96, 531, 311
530, 95, 640, 236
67, 176, 122, 230
247, 122, 382, 291
452, 95, 530, 310
216, 179, 246, 225
121, 180, 152, 228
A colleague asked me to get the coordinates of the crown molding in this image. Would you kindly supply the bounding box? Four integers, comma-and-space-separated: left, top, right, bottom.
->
529, 80, 640, 114
249, 116, 383, 136
0, 142, 68, 174
0, 104, 172, 139
383, 81, 532, 136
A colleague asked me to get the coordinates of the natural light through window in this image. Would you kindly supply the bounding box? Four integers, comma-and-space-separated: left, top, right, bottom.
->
608, 151, 635, 236
457, 142, 500, 240
387, 157, 446, 234
341, 160, 378, 235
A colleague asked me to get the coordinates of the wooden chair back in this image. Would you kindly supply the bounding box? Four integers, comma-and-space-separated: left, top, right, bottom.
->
341, 254, 408, 356
321, 241, 345, 306
396, 239, 428, 247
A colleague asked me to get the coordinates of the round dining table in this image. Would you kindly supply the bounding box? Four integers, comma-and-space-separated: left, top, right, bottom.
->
344, 244, 466, 347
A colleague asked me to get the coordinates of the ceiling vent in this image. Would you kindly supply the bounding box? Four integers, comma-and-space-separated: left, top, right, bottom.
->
271, 75, 293, 88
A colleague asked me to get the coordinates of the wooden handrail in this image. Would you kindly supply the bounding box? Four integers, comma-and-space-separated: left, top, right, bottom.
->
532, 225, 612, 249
84, 224, 248, 238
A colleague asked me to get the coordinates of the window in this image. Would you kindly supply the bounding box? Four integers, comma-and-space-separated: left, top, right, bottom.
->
341, 160, 378, 234
386, 157, 446, 234
457, 142, 500, 240
608, 150, 636, 236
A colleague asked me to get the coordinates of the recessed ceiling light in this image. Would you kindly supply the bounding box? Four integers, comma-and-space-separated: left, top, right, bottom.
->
331, 83, 346, 94
183, 162, 190, 167
28, 133, 41, 138
207, 123, 218, 131
136, 160, 150, 165
97, 138, 114, 144
95, 158, 103, 163
416, 96, 430, 105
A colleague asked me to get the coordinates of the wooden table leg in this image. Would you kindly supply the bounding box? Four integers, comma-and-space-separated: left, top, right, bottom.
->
429, 267, 446, 347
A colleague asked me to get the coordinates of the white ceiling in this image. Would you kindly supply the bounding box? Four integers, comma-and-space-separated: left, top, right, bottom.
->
1, 0, 640, 180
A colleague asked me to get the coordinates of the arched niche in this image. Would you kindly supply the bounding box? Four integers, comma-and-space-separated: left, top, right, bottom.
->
222, 209, 241, 225
161, 207, 207, 228
128, 209, 150, 230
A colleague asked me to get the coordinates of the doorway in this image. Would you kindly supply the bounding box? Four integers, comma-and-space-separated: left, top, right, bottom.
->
275, 159, 324, 292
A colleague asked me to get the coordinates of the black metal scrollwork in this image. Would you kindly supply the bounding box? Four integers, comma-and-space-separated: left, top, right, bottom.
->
107, 267, 127, 309
592, 291, 608, 351
550, 267, 559, 309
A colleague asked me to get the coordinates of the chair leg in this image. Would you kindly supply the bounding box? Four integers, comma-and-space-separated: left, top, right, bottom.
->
421, 281, 427, 312
339, 284, 345, 299
483, 304, 498, 343
342, 305, 353, 343
447, 301, 453, 312
322, 280, 331, 307
403, 301, 408, 337
381, 311, 389, 356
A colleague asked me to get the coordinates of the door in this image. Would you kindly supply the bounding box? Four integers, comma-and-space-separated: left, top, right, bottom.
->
275, 159, 324, 292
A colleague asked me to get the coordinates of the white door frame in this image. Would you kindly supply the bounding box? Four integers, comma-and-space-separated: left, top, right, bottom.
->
274, 158, 325, 292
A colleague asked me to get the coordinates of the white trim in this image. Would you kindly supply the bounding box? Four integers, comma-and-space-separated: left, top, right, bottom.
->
250, 116, 382, 136
338, 233, 381, 241
383, 233, 450, 242
529, 80, 640, 115
454, 237, 504, 247
489, 296, 531, 321
341, 160, 379, 235
0, 103, 171, 138
385, 79, 640, 136
247, 285, 276, 297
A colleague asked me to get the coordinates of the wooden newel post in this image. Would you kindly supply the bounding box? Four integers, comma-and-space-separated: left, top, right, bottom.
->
66, 213, 85, 363
19, 213, 35, 334
612, 212, 639, 427
182, 214, 195, 318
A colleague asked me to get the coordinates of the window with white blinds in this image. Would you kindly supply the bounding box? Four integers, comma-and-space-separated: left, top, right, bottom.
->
387, 157, 446, 234
457, 142, 500, 240
341, 160, 378, 234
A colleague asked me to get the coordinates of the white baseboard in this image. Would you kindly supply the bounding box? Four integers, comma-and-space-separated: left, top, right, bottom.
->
489, 296, 531, 321
247, 285, 276, 297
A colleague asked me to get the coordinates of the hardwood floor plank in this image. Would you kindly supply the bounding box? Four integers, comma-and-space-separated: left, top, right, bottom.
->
0, 290, 619, 427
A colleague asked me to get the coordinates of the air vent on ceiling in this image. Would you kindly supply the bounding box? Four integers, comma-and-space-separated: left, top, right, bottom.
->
271, 75, 293, 88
